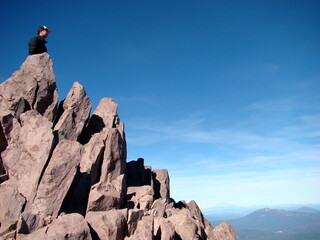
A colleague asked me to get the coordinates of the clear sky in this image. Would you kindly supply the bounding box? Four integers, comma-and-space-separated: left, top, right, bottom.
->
1, 0, 319, 209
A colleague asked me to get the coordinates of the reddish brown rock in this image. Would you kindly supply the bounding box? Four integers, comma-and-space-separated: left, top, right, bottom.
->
0, 53, 58, 121
53, 82, 91, 141
1, 110, 54, 201
127, 185, 154, 211
61, 97, 127, 216
125, 215, 154, 240
0, 182, 25, 238
127, 209, 144, 236
87, 174, 126, 212
79, 98, 124, 186
150, 199, 167, 218
167, 208, 206, 240
17, 213, 92, 240
0, 55, 237, 240
153, 169, 170, 201
209, 221, 237, 240
187, 200, 205, 226
100, 128, 126, 183
86, 209, 127, 240
155, 218, 177, 240
18, 139, 82, 234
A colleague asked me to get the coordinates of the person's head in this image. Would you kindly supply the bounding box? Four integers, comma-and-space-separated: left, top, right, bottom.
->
37, 26, 51, 38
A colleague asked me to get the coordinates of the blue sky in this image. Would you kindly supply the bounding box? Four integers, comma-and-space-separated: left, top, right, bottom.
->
1, 0, 319, 209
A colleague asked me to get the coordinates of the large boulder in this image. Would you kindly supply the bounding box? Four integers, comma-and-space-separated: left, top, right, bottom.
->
87, 174, 126, 212
17, 213, 92, 240
167, 207, 206, 240
208, 221, 237, 240
0, 53, 58, 122
86, 209, 127, 240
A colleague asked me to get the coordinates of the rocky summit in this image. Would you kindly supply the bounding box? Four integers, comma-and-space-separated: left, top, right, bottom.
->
0, 53, 237, 240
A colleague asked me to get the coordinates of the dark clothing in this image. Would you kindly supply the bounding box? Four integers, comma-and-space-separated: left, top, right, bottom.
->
28, 36, 48, 55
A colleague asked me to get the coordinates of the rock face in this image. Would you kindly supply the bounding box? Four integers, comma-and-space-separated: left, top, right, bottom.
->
0, 54, 237, 240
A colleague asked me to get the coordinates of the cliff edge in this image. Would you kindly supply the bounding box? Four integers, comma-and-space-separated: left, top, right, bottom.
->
0, 53, 236, 240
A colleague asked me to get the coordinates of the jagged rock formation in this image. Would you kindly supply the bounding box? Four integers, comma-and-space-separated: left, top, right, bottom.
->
0, 53, 237, 240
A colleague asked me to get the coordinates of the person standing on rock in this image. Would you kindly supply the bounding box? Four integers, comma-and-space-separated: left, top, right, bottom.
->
28, 26, 51, 55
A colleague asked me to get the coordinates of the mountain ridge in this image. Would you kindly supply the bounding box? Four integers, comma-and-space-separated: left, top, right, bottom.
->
210, 207, 320, 240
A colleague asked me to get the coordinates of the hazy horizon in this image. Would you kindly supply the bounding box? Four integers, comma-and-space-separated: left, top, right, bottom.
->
203, 201, 320, 209
1, 0, 319, 209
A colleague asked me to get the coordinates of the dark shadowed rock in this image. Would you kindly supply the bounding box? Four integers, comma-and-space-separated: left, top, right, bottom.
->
153, 169, 170, 202
127, 158, 152, 186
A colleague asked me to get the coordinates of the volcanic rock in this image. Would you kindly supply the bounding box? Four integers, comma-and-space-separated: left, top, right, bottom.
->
0, 182, 25, 239
18, 139, 82, 234
17, 213, 92, 240
0, 54, 236, 240
53, 81, 91, 141
153, 169, 170, 202
209, 222, 237, 240
0, 53, 58, 121
1, 110, 54, 201
86, 209, 127, 240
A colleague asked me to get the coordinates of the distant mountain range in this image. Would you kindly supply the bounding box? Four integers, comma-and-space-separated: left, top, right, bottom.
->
203, 203, 320, 221
207, 207, 320, 240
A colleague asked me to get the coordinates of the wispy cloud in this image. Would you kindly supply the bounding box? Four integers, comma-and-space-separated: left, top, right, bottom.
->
125, 98, 320, 207
245, 98, 299, 112
170, 166, 320, 207
127, 115, 313, 155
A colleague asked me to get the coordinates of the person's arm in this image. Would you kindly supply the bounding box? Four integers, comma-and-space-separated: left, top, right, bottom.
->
28, 37, 39, 55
